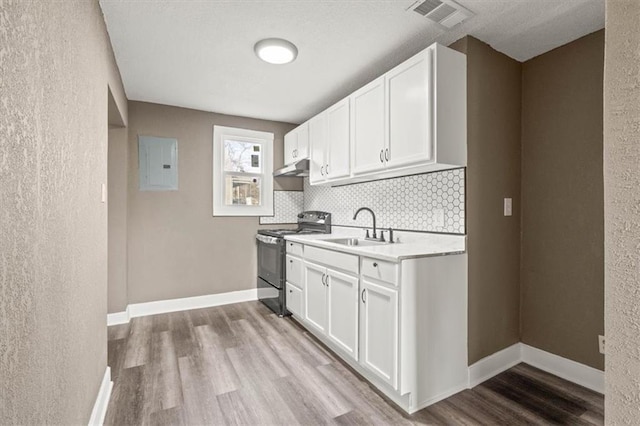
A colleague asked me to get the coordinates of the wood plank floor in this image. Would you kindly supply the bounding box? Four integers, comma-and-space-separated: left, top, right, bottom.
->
105, 301, 603, 425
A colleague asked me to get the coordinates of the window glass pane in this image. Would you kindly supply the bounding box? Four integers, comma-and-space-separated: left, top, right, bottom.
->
224, 139, 262, 173
224, 175, 261, 206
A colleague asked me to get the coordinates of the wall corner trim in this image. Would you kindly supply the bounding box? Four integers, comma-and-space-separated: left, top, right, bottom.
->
468, 343, 604, 394
468, 343, 522, 388
107, 289, 259, 326
88, 367, 113, 426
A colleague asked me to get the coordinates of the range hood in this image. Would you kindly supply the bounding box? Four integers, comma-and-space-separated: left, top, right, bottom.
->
273, 158, 309, 177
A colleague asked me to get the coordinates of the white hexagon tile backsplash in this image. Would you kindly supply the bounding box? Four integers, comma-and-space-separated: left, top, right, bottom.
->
303, 169, 465, 234
260, 191, 304, 224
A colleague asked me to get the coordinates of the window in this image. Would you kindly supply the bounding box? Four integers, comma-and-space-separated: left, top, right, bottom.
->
213, 125, 274, 216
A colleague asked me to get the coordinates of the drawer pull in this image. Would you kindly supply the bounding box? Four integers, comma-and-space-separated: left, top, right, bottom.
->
361, 289, 366, 303
373, 262, 378, 267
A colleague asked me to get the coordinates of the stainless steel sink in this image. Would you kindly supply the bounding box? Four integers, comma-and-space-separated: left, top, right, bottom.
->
323, 237, 386, 247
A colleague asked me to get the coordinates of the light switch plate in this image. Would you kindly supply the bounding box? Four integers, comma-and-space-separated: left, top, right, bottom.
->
504, 198, 512, 216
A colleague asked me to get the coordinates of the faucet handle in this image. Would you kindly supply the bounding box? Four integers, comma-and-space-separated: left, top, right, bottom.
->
380, 231, 386, 242
365, 229, 370, 238
388, 228, 394, 243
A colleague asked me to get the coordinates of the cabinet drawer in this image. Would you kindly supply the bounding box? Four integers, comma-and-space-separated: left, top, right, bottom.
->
305, 245, 359, 275
286, 255, 304, 286
286, 283, 303, 317
286, 241, 304, 257
361, 257, 398, 285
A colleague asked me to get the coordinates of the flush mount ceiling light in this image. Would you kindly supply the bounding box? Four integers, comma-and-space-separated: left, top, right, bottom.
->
254, 38, 298, 65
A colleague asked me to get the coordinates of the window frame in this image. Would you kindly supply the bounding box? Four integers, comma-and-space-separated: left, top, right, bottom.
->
212, 125, 274, 216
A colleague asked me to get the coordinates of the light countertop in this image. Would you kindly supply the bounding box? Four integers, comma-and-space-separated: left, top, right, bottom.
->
284, 229, 466, 262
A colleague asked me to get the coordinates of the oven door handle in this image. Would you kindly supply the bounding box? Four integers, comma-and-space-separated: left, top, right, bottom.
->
256, 234, 281, 245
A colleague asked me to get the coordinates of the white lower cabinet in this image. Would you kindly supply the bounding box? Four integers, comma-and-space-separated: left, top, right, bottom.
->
286, 283, 303, 318
291, 240, 468, 414
327, 269, 359, 359
303, 259, 360, 361
304, 261, 328, 333
360, 279, 398, 389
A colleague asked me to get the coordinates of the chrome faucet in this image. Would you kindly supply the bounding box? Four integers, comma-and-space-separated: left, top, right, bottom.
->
353, 207, 383, 241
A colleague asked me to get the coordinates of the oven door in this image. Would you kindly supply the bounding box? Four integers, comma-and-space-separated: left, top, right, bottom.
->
256, 234, 284, 289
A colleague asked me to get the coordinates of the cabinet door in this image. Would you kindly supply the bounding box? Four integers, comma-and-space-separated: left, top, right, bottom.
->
297, 121, 309, 159
326, 98, 350, 180
309, 113, 327, 184
284, 130, 297, 166
304, 261, 327, 333
360, 279, 398, 389
386, 48, 434, 169
286, 283, 303, 318
327, 269, 359, 361
351, 76, 386, 175
286, 254, 304, 287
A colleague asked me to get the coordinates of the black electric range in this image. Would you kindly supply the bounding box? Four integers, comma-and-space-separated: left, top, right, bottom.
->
256, 211, 331, 316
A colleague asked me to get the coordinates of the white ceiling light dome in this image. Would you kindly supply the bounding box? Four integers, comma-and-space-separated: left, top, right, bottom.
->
254, 38, 298, 65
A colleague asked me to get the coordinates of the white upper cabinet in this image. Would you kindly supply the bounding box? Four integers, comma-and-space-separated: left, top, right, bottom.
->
309, 113, 327, 184
325, 98, 351, 180
351, 76, 386, 176
386, 48, 433, 169
283, 121, 309, 166
305, 42, 466, 186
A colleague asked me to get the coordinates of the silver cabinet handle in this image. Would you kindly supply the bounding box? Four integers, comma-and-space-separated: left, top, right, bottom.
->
380, 149, 384, 163
361, 289, 366, 303
385, 148, 389, 161
320, 165, 325, 176
325, 164, 329, 175
321, 273, 326, 286
293, 149, 296, 158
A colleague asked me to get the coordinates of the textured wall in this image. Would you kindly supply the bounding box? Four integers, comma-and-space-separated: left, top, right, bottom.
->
0, 0, 127, 424
603, 1, 640, 422
521, 30, 604, 370
450, 37, 523, 365
124, 101, 298, 306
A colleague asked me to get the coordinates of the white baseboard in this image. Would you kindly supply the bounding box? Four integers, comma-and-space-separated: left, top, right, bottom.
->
106, 308, 130, 326
467, 343, 604, 395
413, 382, 469, 413
468, 343, 522, 388
521, 343, 604, 394
88, 367, 112, 426
107, 289, 258, 326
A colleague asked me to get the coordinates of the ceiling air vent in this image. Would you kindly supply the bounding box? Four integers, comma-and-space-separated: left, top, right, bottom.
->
408, 0, 474, 29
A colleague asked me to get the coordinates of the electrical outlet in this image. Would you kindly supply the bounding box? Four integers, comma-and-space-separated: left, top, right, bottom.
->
598, 335, 605, 354
434, 209, 445, 227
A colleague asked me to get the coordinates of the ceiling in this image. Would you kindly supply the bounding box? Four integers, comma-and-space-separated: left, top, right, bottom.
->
99, 0, 604, 124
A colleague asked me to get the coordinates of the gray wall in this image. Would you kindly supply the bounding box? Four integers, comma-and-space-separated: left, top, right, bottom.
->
109, 126, 129, 313
604, 0, 640, 421
0, 1, 127, 424
521, 30, 605, 370
450, 36, 523, 365
122, 101, 299, 306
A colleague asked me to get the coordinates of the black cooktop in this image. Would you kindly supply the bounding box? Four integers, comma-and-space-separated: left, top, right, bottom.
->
257, 228, 324, 238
